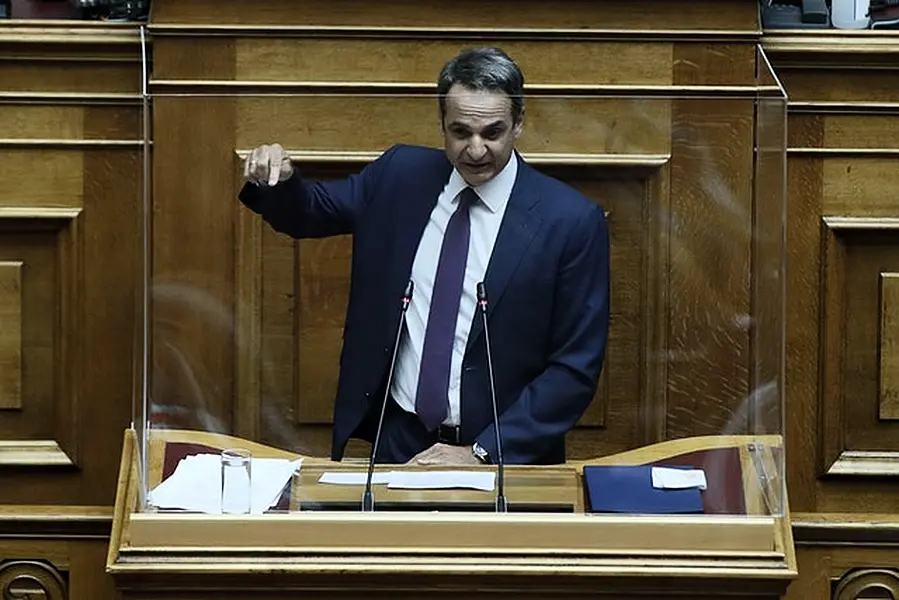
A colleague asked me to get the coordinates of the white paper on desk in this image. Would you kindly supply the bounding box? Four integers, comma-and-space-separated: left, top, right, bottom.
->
387, 470, 495, 492
318, 472, 392, 486
317, 470, 495, 491
148, 453, 303, 514
651, 466, 707, 491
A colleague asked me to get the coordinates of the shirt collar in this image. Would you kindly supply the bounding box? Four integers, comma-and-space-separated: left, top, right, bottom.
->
445, 151, 518, 213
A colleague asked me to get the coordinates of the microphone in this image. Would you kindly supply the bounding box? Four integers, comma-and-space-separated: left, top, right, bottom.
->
476, 282, 507, 513
362, 279, 414, 512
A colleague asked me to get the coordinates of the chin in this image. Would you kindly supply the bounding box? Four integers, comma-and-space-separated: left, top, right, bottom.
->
463, 170, 495, 186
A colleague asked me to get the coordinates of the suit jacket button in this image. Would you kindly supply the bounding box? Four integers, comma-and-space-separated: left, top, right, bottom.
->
364, 392, 371, 398
383, 346, 389, 354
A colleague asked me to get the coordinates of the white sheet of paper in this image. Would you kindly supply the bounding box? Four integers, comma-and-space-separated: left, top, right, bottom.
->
651, 466, 707, 491
148, 453, 303, 514
855, 0, 869, 20
317, 470, 495, 491
318, 472, 392, 486
387, 470, 495, 491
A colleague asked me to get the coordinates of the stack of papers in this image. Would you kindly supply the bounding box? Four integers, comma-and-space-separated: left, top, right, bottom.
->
148, 453, 303, 514
318, 470, 495, 491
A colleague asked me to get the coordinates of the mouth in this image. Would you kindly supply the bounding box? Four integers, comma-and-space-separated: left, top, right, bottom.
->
465, 163, 491, 171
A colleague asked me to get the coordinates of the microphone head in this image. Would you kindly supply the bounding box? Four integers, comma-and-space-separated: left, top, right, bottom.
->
404, 280, 414, 301
476, 282, 487, 303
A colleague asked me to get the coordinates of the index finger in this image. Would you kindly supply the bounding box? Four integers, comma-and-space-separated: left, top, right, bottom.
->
267, 146, 281, 187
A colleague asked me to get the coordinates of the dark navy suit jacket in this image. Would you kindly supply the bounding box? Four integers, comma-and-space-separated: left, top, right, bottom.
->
238, 144, 609, 464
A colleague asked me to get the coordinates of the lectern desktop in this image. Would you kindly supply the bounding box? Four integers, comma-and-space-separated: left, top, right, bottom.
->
107, 44, 795, 599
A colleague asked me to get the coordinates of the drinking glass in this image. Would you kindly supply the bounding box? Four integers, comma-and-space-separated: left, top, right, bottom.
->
221, 448, 252, 514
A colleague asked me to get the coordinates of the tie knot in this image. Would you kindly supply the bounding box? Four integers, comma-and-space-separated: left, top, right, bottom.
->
459, 187, 480, 209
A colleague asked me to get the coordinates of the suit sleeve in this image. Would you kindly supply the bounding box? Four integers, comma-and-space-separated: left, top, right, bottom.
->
476, 202, 610, 464
237, 145, 400, 239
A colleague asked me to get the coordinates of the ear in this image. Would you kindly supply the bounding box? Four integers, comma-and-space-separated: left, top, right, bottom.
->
512, 113, 524, 140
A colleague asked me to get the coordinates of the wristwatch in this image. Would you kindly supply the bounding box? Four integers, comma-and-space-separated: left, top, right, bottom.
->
472, 442, 491, 464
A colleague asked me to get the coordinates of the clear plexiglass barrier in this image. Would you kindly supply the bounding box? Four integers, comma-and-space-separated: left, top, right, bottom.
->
131, 48, 787, 523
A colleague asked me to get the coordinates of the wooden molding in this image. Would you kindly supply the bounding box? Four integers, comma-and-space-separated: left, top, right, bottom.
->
763, 31, 899, 54
819, 217, 899, 478
0, 559, 67, 600
0, 440, 73, 467
762, 31, 899, 69
826, 451, 899, 477
152, 80, 780, 97
234, 149, 671, 168
833, 568, 899, 600
0, 504, 112, 538
147, 24, 762, 42
0, 207, 82, 220
0, 21, 141, 44
0, 92, 142, 105
789, 101, 899, 115
0, 139, 145, 149
0, 207, 84, 468
793, 513, 899, 546
823, 217, 899, 230
788, 148, 899, 157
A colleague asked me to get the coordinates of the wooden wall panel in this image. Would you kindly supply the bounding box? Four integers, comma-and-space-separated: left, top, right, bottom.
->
766, 28, 899, 600
0, 261, 22, 410
0, 20, 139, 600
0, 209, 82, 468
879, 274, 899, 420
0, 151, 83, 208
231, 96, 671, 155
820, 220, 899, 476
149, 0, 759, 31
230, 39, 675, 85
0, 507, 119, 600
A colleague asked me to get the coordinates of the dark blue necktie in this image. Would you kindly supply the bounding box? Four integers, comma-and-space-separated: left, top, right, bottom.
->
415, 187, 479, 431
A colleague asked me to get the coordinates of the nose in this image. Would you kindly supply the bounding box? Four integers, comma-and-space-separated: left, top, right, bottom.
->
467, 138, 487, 161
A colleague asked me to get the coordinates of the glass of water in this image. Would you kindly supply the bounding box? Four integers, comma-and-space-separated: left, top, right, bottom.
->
221, 448, 252, 514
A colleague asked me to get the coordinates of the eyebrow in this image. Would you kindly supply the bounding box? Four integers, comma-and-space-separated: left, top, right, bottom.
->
449, 120, 508, 131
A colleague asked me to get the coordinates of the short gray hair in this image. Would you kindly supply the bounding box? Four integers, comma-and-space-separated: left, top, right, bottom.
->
437, 47, 525, 124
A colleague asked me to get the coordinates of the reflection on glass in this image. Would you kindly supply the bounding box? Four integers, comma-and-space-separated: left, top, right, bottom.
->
134, 45, 788, 522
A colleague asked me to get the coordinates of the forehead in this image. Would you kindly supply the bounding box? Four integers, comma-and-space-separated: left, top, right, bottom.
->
443, 85, 513, 125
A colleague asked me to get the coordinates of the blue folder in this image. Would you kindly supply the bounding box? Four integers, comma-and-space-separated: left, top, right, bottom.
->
583, 465, 705, 514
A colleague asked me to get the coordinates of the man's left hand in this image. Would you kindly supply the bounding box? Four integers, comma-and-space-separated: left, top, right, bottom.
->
406, 443, 480, 466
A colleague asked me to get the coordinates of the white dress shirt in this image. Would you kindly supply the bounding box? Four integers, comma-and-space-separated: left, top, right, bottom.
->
390, 153, 518, 426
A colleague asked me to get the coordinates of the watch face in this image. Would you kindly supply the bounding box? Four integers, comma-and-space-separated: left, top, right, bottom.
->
473, 444, 489, 462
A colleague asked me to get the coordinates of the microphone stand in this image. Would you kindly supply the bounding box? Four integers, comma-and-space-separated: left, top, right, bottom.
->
362, 280, 414, 512
477, 282, 507, 513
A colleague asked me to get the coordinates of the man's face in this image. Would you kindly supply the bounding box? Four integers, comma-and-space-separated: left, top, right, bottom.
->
441, 84, 523, 187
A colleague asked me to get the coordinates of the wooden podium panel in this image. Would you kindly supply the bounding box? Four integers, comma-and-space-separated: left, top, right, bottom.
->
107, 429, 796, 599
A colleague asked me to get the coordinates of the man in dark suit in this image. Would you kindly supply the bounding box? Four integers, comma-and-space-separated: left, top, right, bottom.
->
239, 47, 609, 466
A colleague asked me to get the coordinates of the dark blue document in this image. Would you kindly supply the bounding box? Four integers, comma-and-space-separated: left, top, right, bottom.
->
583, 465, 705, 514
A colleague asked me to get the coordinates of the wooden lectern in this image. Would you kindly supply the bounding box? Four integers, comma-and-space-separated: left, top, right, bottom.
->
107, 429, 796, 598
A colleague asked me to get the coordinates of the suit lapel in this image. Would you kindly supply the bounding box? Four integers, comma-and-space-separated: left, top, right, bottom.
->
390, 154, 453, 295
466, 161, 543, 353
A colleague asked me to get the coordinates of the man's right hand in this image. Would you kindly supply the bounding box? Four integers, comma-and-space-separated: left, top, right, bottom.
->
244, 143, 294, 187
